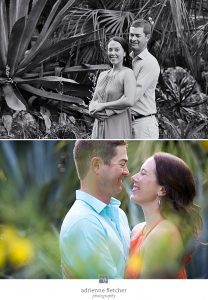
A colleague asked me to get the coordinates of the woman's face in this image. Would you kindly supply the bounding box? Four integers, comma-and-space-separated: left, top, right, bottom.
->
131, 157, 162, 205
107, 40, 126, 66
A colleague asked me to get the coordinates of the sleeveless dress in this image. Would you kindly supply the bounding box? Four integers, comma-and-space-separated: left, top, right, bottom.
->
125, 220, 190, 279
91, 69, 132, 139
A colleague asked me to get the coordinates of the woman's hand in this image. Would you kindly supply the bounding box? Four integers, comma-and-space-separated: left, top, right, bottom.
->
89, 101, 97, 115
89, 101, 106, 114
93, 102, 105, 112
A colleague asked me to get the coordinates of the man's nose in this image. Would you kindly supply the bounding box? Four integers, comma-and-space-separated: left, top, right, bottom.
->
131, 35, 137, 41
123, 167, 129, 176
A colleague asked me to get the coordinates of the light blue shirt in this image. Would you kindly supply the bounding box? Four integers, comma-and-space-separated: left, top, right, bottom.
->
59, 190, 130, 279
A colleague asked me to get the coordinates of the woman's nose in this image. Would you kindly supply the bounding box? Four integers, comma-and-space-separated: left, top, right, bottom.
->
131, 174, 138, 182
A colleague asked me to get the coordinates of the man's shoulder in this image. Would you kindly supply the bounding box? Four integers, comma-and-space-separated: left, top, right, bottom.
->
145, 50, 159, 65
60, 208, 104, 238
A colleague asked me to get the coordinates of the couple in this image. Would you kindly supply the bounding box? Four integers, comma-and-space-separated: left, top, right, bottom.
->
59, 140, 202, 279
89, 19, 160, 139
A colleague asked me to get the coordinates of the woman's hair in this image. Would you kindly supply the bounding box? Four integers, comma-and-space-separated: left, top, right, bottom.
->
153, 152, 202, 245
108, 36, 132, 69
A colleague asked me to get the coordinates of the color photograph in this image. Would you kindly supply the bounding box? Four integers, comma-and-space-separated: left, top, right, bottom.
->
0, 140, 207, 280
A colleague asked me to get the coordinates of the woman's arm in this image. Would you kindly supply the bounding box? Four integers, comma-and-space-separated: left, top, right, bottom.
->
140, 221, 184, 278
93, 69, 136, 112
88, 72, 105, 114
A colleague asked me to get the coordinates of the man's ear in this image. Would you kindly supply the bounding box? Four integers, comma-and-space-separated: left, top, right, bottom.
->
158, 186, 166, 197
91, 157, 103, 175
146, 34, 151, 41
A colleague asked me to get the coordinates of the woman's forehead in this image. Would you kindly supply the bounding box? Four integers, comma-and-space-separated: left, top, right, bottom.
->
108, 40, 122, 48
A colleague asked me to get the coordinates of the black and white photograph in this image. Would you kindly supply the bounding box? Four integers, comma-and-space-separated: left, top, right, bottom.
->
0, 0, 207, 139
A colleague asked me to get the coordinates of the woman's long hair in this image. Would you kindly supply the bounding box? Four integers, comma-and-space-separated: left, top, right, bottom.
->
108, 36, 132, 69
153, 152, 203, 247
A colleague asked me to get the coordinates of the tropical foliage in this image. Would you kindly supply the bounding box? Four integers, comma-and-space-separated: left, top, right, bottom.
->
0, 0, 100, 138
0, 140, 208, 279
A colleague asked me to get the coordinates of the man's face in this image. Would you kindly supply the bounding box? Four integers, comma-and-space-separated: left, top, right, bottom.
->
129, 26, 149, 54
98, 145, 129, 197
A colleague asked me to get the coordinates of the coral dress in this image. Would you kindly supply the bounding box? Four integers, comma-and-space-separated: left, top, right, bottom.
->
125, 220, 190, 279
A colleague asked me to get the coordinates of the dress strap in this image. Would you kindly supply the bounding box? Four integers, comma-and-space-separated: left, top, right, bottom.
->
142, 218, 164, 239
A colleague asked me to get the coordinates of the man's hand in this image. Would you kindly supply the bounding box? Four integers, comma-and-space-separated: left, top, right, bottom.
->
93, 111, 109, 121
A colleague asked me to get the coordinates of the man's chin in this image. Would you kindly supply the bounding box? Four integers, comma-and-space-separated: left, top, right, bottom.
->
113, 186, 123, 196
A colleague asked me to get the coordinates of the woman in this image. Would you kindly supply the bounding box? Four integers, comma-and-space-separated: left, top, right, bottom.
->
125, 152, 202, 279
89, 36, 136, 139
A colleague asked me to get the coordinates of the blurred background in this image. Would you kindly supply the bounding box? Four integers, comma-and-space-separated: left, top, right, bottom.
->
0, 140, 207, 279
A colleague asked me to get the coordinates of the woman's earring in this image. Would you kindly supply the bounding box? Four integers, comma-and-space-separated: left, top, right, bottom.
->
158, 198, 161, 208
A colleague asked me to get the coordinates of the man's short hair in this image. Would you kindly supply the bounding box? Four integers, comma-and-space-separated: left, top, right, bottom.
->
130, 19, 152, 36
73, 140, 127, 180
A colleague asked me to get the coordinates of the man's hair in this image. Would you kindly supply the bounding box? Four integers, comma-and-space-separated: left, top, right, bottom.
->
73, 140, 127, 180
130, 19, 152, 36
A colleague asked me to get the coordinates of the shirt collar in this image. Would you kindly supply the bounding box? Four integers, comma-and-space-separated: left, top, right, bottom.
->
76, 190, 121, 214
130, 48, 149, 60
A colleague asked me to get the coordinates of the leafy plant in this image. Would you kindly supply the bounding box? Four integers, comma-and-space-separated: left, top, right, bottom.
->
0, 0, 94, 113
156, 67, 208, 138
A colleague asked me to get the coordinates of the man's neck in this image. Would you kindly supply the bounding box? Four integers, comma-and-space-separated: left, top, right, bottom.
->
80, 182, 111, 205
133, 47, 147, 57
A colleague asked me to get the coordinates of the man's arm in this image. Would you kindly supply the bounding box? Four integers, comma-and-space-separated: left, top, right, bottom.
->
60, 217, 121, 279
133, 59, 160, 105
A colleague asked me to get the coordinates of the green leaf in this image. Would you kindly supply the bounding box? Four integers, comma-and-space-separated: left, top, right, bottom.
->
8, 0, 30, 33
15, 76, 78, 84
62, 64, 110, 73
18, 0, 82, 69
19, 83, 85, 105
2, 83, 26, 111
40, 106, 51, 134
2, 114, 13, 136
15, 0, 48, 67
0, 0, 8, 66
7, 17, 26, 76
17, 32, 97, 74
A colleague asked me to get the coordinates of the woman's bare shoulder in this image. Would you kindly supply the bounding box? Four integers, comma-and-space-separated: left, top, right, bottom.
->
131, 222, 146, 239
122, 67, 134, 75
147, 219, 183, 247
98, 69, 110, 79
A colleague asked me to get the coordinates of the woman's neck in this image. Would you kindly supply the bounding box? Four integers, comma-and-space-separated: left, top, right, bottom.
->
142, 203, 164, 231
112, 63, 124, 71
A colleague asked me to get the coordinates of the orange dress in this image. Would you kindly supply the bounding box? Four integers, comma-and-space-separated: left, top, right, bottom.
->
125, 220, 190, 279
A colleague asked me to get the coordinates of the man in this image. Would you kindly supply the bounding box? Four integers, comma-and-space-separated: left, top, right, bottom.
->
59, 140, 130, 279
129, 19, 160, 139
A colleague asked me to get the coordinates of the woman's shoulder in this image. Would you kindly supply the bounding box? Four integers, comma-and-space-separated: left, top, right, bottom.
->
120, 67, 135, 82
121, 67, 134, 75
148, 219, 183, 246
97, 69, 110, 80
99, 69, 111, 76
131, 222, 146, 239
